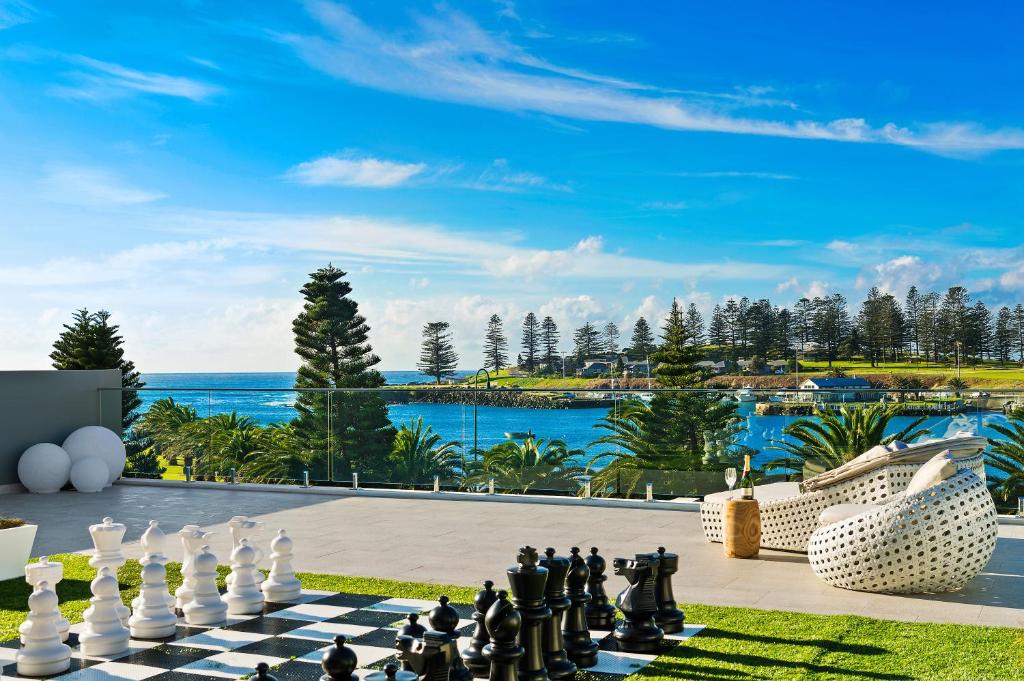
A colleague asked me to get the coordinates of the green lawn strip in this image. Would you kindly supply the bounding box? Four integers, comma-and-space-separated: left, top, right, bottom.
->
1, 554, 1020, 680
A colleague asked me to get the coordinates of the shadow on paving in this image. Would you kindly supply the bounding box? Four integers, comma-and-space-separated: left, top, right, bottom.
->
895, 537, 1024, 609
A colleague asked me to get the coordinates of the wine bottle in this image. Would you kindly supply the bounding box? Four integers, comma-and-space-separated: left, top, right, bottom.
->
739, 454, 754, 500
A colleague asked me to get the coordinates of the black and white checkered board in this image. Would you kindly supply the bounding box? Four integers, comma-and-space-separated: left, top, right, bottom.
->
0, 589, 704, 681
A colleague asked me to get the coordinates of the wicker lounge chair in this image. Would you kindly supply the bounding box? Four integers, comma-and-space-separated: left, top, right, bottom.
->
700, 433, 987, 552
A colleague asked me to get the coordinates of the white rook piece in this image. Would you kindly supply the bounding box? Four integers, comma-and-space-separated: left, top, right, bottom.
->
224, 539, 265, 615
23, 556, 70, 642
261, 529, 301, 602
176, 525, 214, 611
227, 516, 265, 587
183, 547, 228, 626
17, 581, 72, 677
88, 517, 130, 626
129, 561, 178, 639
79, 567, 131, 657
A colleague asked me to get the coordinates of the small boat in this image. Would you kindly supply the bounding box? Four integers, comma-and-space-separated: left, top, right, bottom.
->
735, 387, 757, 402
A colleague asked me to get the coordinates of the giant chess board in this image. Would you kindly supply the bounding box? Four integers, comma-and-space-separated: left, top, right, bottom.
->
0, 589, 705, 681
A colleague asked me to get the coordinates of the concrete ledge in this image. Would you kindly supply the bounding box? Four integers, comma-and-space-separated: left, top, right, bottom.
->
115, 478, 702, 511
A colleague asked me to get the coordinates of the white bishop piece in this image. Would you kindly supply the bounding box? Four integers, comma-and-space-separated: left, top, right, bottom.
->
17, 581, 72, 677
260, 529, 301, 602
224, 539, 265, 615
22, 556, 70, 643
183, 547, 228, 626
79, 567, 131, 657
88, 516, 130, 626
129, 561, 178, 639
175, 525, 214, 611
227, 516, 265, 587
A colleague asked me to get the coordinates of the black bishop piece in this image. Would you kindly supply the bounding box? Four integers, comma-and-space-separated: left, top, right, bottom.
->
561, 547, 598, 668
463, 580, 498, 678
482, 590, 523, 681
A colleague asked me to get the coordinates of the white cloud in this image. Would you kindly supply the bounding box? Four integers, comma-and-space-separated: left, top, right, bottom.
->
641, 201, 688, 211
675, 171, 797, 180
776, 277, 800, 294
869, 255, 943, 296
52, 56, 220, 102
826, 240, 856, 254
285, 153, 427, 188
38, 164, 166, 206
466, 158, 571, 193
281, 4, 1024, 157
805, 280, 830, 298
408, 277, 430, 289
0, 0, 34, 30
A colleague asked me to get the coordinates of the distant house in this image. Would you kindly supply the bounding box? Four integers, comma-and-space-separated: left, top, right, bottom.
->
579, 360, 613, 377
767, 359, 788, 374
623, 360, 652, 377
799, 376, 873, 402
694, 360, 728, 375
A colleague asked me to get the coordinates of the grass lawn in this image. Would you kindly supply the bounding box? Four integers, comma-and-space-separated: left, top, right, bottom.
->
799, 360, 1024, 388
2, 554, 1021, 679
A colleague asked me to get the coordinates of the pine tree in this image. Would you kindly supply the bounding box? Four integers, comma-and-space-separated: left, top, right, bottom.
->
792, 298, 813, 353
540, 316, 560, 373
939, 286, 971, 359
995, 306, 1014, 364
905, 286, 922, 356
629, 318, 655, 359
811, 294, 850, 366
572, 322, 602, 361
602, 322, 620, 355
684, 303, 705, 346
292, 265, 395, 480
521, 313, 540, 373
1014, 304, 1024, 364
418, 321, 459, 384
483, 314, 509, 372
708, 305, 727, 347
967, 300, 992, 364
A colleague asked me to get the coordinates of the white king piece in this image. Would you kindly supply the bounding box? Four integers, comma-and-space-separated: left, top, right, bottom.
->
88, 517, 130, 626
23, 556, 70, 642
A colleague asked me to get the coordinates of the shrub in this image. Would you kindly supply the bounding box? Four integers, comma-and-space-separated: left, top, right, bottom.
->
0, 517, 26, 529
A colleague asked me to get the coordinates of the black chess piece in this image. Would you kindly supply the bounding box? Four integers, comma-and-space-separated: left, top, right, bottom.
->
649, 547, 684, 634
364, 663, 417, 681
538, 548, 576, 681
463, 580, 498, 678
561, 547, 598, 668
255, 662, 279, 681
584, 547, 616, 630
483, 590, 524, 681
396, 630, 455, 681
398, 613, 427, 639
506, 546, 550, 681
611, 555, 664, 653
321, 635, 359, 681
429, 595, 461, 639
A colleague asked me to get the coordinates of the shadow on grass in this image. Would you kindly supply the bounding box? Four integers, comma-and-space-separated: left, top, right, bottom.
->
660, 645, 911, 680
701, 627, 888, 655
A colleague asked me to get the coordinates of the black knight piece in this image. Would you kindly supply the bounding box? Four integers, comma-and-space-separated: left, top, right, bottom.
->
506, 546, 550, 681
398, 613, 427, 639
429, 595, 462, 640
483, 590, 524, 681
396, 631, 452, 681
648, 547, 684, 634
321, 635, 359, 681
561, 547, 598, 668
584, 547, 616, 630
611, 555, 665, 653
538, 548, 576, 680
463, 580, 498, 678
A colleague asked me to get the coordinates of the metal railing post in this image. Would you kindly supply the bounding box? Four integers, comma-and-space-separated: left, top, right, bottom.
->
645, 481, 654, 502
352, 472, 359, 490
184, 465, 192, 483
230, 468, 237, 484
302, 470, 310, 488
433, 475, 440, 493
488, 478, 495, 495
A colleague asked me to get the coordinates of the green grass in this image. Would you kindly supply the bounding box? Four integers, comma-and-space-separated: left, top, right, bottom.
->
2, 554, 1021, 679
799, 360, 1024, 388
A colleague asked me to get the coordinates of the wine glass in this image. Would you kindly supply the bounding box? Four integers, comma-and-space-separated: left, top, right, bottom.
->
724, 467, 738, 490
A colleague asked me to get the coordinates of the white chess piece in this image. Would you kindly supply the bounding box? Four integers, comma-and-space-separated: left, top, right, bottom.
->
88, 516, 130, 626
79, 567, 131, 657
261, 529, 301, 602
227, 516, 265, 587
175, 524, 214, 611
17, 581, 72, 677
22, 556, 70, 643
183, 546, 228, 626
224, 539, 265, 615
140, 520, 169, 566
129, 561, 178, 639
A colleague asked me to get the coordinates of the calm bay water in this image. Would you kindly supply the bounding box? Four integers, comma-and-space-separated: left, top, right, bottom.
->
138, 372, 1009, 467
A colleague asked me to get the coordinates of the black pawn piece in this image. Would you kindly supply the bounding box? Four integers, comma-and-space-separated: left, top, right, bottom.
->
652, 547, 684, 634
562, 547, 598, 668
365, 662, 418, 681
611, 556, 664, 653
463, 580, 498, 678
322, 634, 360, 681
255, 663, 279, 681
506, 546, 551, 681
429, 595, 461, 639
584, 547, 616, 630
483, 590, 523, 681
398, 613, 427, 639
539, 548, 576, 680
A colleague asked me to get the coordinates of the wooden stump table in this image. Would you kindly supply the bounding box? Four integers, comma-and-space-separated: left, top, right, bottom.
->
723, 498, 761, 558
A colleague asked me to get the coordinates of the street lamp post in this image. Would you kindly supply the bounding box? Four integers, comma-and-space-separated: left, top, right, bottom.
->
472, 368, 492, 464
955, 341, 962, 380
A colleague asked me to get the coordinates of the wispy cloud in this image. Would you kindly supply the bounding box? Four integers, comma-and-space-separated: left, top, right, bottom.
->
747, 239, 809, 247
466, 158, 571, 193
51, 56, 221, 102
285, 153, 428, 188
0, 0, 34, 30
278, 3, 1024, 157
675, 171, 798, 180
37, 163, 166, 206
641, 201, 688, 211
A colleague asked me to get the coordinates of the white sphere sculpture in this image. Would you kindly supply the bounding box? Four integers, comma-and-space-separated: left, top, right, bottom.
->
62, 426, 126, 486
18, 443, 72, 494
69, 456, 109, 493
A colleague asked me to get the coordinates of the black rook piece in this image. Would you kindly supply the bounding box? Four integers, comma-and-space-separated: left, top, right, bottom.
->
256, 662, 279, 681
584, 547, 616, 630
429, 595, 462, 639
612, 555, 664, 653
538, 548, 577, 680
649, 547, 684, 634
322, 635, 359, 681
483, 590, 524, 681
398, 613, 427, 639
561, 547, 598, 668
463, 580, 498, 678
506, 546, 551, 681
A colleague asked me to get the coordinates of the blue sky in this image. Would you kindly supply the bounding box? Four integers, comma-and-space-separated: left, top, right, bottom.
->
1, 1, 1023, 371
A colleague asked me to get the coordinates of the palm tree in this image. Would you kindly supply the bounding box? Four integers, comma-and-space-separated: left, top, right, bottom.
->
389, 417, 461, 485
134, 398, 202, 466
765, 403, 930, 473
466, 437, 584, 493
986, 411, 1024, 506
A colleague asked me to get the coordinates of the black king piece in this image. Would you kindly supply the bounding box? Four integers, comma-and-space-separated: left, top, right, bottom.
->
507, 546, 550, 681
538, 548, 577, 680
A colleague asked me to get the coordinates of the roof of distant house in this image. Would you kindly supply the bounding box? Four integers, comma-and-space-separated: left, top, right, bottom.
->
801, 377, 872, 388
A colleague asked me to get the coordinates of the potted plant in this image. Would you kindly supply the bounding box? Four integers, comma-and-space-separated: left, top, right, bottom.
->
0, 517, 37, 580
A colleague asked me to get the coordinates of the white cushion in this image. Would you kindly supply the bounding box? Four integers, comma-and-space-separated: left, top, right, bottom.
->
818, 503, 882, 526
904, 450, 957, 495
703, 481, 802, 504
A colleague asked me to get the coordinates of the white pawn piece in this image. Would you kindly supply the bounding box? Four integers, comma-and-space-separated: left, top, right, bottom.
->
183, 547, 228, 626
17, 581, 72, 677
79, 567, 131, 657
175, 525, 214, 611
227, 516, 265, 587
261, 529, 301, 603
129, 561, 178, 639
89, 516, 130, 626
22, 556, 70, 642
224, 539, 265, 615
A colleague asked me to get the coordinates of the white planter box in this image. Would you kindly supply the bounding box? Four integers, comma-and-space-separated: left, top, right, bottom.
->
0, 524, 37, 580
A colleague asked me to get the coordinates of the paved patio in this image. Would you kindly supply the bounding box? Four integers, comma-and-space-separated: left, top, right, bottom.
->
3, 482, 1022, 628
